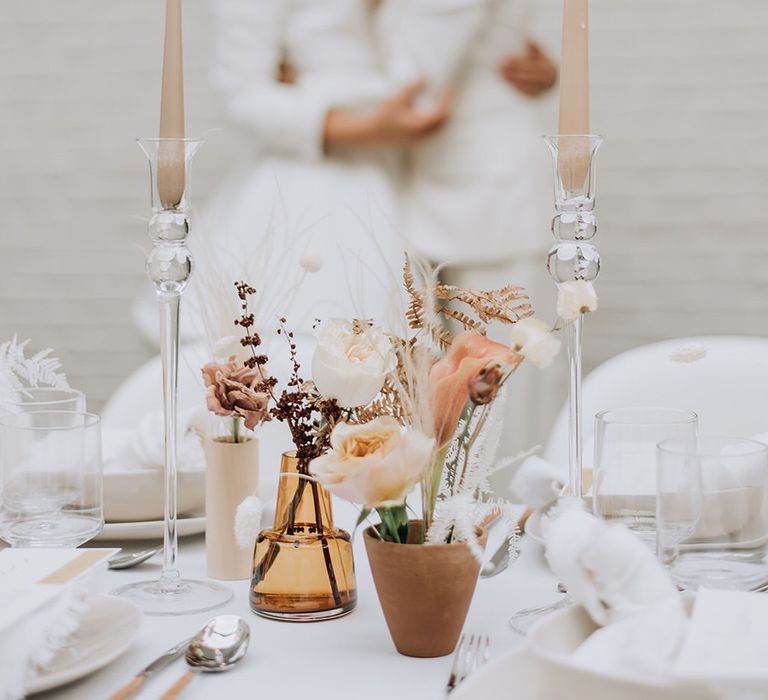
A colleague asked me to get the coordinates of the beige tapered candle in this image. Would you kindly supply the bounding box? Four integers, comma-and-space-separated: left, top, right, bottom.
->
158, 0, 185, 209
558, 0, 590, 191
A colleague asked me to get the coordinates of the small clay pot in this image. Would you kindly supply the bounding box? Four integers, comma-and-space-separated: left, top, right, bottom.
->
364, 520, 487, 658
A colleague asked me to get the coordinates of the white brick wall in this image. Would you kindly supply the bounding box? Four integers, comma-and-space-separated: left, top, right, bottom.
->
1, 0, 767, 410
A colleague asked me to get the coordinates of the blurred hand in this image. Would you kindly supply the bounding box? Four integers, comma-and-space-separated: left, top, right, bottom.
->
500, 42, 557, 97
324, 78, 454, 149
277, 60, 297, 85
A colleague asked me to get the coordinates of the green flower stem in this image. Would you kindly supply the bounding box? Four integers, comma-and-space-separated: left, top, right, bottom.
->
232, 415, 240, 444
376, 505, 409, 543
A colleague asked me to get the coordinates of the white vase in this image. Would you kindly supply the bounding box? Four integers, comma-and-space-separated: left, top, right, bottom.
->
203, 436, 260, 580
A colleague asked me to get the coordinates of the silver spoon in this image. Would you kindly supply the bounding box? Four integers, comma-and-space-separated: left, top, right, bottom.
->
108, 546, 163, 570
160, 616, 250, 699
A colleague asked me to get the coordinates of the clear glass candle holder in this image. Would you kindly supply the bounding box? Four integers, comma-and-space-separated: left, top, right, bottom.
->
544, 134, 603, 499
657, 437, 768, 591
111, 137, 232, 616
0, 411, 103, 547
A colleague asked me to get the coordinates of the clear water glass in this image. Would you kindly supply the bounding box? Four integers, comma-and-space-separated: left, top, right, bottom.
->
657, 437, 768, 591
0, 411, 103, 547
3, 387, 86, 413
593, 407, 698, 545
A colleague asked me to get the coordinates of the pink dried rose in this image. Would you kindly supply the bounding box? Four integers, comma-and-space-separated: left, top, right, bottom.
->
201, 356, 271, 430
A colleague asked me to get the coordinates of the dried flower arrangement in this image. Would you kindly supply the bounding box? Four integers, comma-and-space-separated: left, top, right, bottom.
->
209, 254, 596, 563
305, 255, 597, 557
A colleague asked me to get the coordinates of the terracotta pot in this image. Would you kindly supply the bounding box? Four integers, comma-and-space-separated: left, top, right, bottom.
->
364, 520, 487, 657
203, 436, 259, 580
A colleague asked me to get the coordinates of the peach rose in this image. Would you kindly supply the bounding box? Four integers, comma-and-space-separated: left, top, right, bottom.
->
201, 356, 270, 430
309, 417, 434, 507
430, 331, 521, 446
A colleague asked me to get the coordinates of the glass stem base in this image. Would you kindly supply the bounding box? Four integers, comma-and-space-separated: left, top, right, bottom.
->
111, 578, 233, 617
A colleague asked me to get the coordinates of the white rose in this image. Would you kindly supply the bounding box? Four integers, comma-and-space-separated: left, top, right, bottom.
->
312, 319, 395, 407
510, 318, 561, 370
556, 280, 598, 321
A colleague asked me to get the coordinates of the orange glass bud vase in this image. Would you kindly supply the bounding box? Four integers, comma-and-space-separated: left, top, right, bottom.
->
250, 451, 356, 621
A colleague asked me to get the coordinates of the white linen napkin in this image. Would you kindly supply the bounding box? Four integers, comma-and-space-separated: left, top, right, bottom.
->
102, 408, 205, 472
545, 507, 680, 627
543, 507, 768, 693
676, 588, 768, 677
509, 455, 565, 509
0, 549, 118, 699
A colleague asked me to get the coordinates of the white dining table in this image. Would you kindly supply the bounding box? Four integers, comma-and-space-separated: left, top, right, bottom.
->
35, 510, 560, 700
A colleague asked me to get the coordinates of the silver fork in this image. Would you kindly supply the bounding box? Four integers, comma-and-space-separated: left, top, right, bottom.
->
446, 633, 491, 693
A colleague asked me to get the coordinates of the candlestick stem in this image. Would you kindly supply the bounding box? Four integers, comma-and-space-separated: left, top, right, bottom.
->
566, 315, 583, 498
159, 290, 181, 590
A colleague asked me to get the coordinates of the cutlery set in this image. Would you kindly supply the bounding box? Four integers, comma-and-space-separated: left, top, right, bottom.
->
108, 615, 250, 699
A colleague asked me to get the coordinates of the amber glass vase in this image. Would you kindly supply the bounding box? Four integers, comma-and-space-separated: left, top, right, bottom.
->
250, 451, 356, 621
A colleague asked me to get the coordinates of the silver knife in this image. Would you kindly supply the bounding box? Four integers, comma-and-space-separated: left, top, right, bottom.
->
108, 637, 192, 700
480, 538, 511, 578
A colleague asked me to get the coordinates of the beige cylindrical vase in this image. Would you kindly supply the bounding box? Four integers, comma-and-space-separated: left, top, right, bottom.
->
204, 436, 260, 580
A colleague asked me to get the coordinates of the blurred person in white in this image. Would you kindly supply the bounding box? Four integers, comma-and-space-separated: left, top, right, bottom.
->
197, 0, 454, 335
133, 0, 452, 343
381, 0, 561, 459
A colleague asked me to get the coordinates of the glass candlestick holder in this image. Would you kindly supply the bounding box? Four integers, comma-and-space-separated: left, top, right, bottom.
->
545, 134, 603, 499
112, 137, 232, 615
508, 134, 603, 636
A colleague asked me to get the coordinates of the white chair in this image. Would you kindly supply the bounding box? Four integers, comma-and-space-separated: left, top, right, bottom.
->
544, 336, 768, 472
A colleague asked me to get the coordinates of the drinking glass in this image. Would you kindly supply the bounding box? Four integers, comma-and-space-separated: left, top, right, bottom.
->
592, 407, 698, 545
657, 437, 768, 591
0, 411, 103, 547
3, 387, 86, 413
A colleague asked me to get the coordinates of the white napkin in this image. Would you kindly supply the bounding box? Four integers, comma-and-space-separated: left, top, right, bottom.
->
0, 549, 118, 700
103, 409, 206, 472
573, 597, 687, 682
545, 507, 680, 626
544, 507, 687, 681
676, 589, 768, 676
510, 455, 565, 509
543, 507, 768, 693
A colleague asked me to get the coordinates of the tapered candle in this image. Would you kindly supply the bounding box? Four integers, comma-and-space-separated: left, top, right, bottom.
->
558, 0, 590, 191
157, 0, 185, 209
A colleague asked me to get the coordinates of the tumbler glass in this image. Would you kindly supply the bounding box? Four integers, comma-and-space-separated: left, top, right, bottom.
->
592, 407, 698, 545
657, 437, 768, 591
3, 387, 86, 413
0, 411, 103, 547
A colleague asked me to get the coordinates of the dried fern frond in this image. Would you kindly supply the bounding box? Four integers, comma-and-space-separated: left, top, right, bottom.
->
354, 378, 407, 424
403, 255, 427, 332
0, 336, 70, 392
434, 284, 533, 328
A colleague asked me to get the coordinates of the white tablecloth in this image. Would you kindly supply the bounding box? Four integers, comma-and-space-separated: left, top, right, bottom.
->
35, 515, 559, 700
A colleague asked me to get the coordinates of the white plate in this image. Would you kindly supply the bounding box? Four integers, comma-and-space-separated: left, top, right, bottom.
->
103, 470, 205, 522
453, 648, 539, 699
93, 514, 206, 541
26, 595, 142, 695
